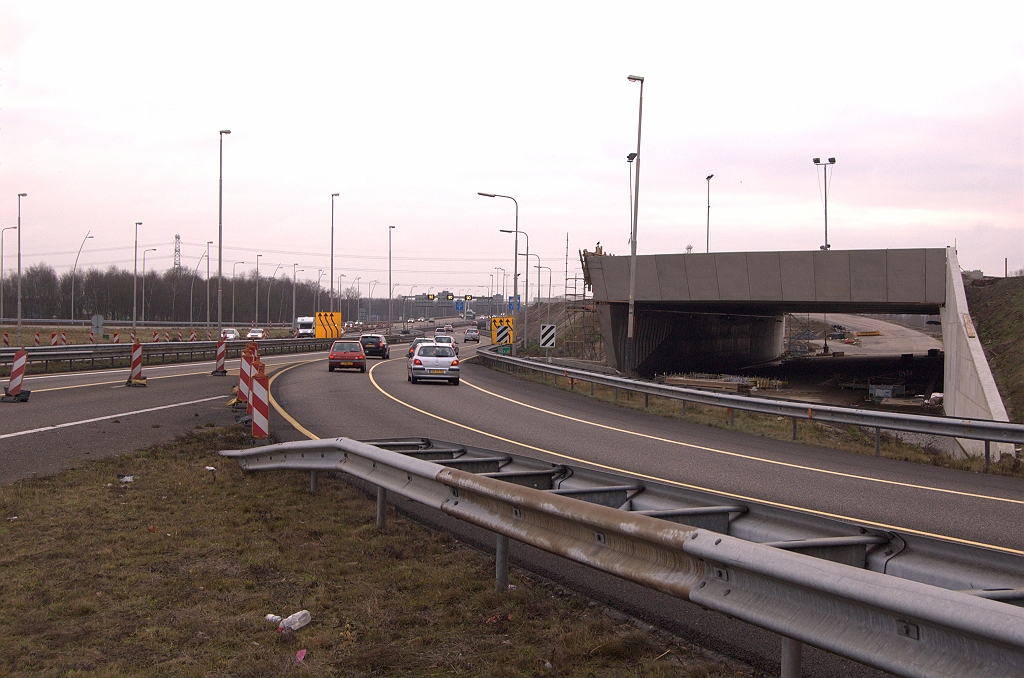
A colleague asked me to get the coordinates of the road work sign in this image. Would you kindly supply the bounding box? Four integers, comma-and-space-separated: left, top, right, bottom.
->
315, 312, 342, 338
491, 317, 514, 345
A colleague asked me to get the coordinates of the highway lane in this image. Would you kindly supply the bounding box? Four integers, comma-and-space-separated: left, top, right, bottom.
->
271, 345, 1024, 555
0, 351, 327, 484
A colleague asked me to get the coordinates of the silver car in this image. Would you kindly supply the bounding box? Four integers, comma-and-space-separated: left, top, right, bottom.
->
408, 342, 460, 385
432, 334, 459, 356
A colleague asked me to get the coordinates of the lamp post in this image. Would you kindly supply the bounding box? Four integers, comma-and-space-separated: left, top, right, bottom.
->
388, 225, 395, 325
231, 261, 246, 324
479, 192, 520, 351
71, 231, 94, 321
267, 263, 282, 325
132, 221, 141, 341
330, 193, 339, 313
813, 157, 837, 250
16, 194, 26, 345
217, 129, 231, 336
353, 276, 361, 323
315, 269, 324, 314
1, 225, 15, 325
539, 265, 553, 323
706, 174, 714, 253
255, 254, 262, 325
141, 247, 156, 322
337, 273, 346, 320
205, 240, 213, 327
292, 264, 304, 330
189, 250, 207, 326
368, 280, 379, 323
625, 74, 644, 374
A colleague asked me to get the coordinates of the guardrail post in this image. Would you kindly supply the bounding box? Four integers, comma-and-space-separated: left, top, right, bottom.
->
792, 417, 797, 440
495, 533, 509, 592
645, 392, 649, 408
682, 400, 686, 416
875, 427, 881, 457
781, 637, 802, 678
985, 440, 991, 472
614, 387, 619, 401
729, 407, 734, 426
590, 380, 595, 396
309, 470, 318, 494
376, 486, 387, 531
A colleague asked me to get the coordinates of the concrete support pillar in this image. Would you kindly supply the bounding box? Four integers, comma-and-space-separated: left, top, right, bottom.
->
781, 636, 802, 678
495, 533, 509, 592
376, 486, 387, 531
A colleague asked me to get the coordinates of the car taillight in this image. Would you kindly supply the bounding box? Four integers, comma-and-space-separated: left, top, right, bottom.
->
359, 355, 365, 360
451, 359, 459, 366
414, 358, 422, 365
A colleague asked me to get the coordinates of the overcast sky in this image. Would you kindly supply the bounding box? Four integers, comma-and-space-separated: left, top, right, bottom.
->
1, 0, 1021, 301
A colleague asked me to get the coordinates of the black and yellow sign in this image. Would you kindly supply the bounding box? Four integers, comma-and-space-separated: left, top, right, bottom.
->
427, 294, 435, 301
445, 293, 454, 301
315, 312, 342, 339
490, 316, 514, 344
464, 295, 473, 301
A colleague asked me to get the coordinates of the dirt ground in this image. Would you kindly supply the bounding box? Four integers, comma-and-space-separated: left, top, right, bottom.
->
965, 275, 1024, 423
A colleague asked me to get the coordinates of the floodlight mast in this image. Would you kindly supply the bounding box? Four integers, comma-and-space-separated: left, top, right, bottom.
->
813, 157, 837, 250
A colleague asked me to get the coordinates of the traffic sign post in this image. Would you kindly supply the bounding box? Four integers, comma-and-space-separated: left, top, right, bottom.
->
540, 323, 556, 363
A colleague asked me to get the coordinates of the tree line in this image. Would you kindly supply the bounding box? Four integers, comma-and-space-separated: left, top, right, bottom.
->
0, 263, 369, 326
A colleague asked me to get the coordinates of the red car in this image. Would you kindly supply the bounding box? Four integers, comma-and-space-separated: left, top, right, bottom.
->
328, 340, 366, 373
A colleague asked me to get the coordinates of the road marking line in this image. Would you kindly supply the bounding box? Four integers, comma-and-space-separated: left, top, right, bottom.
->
457, 377, 1024, 507
0, 395, 227, 440
267, 360, 323, 440
354, 360, 1023, 557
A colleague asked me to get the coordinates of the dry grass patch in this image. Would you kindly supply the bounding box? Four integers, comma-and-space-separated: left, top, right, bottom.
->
0, 426, 747, 677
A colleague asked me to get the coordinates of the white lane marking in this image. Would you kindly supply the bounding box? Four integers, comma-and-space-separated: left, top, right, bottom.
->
19, 351, 329, 381
0, 395, 226, 440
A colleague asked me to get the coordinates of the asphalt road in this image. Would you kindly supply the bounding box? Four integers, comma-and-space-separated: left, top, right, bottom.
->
265, 336, 1023, 677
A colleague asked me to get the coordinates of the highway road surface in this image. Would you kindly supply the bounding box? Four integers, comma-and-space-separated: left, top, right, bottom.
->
3, 333, 1021, 676
812, 312, 943, 356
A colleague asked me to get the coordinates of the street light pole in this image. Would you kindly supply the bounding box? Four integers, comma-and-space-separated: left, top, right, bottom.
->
267, 263, 282, 325
132, 221, 141, 341
255, 254, 262, 325
706, 174, 714, 253
292, 264, 304, 330
141, 247, 156, 323
330, 193, 339, 313
388, 225, 395, 325
205, 240, 212, 327
231, 261, 246, 324
625, 74, 644, 374
502, 228, 529, 346
0, 225, 15, 326
189, 250, 207, 326
337, 274, 346, 320
71, 231, 94, 321
16, 195, 26, 345
316, 269, 324, 314
812, 157, 837, 250
217, 130, 231, 337
479, 192, 519, 351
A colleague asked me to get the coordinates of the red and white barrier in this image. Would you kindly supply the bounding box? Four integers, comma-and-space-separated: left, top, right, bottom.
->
250, 365, 269, 439
126, 341, 145, 385
2, 348, 29, 402
2, 332, 8, 347
236, 349, 252, 406
212, 337, 227, 375
189, 329, 197, 342
130, 330, 136, 343
89, 330, 95, 344
50, 332, 57, 346
60, 330, 67, 345
113, 331, 120, 344
165, 331, 171, 342
153, 331, 160, 342
207, 330, 213, 341
34, 331, 40, 346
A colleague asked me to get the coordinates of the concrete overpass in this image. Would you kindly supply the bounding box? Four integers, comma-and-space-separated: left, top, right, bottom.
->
582, 247, 1011, 458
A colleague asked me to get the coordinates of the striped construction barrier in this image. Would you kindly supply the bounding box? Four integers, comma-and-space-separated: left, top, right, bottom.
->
246, 355, 260, 415
89, 330, 95, 344
2, 332, 8, 347
50, 332, 57, 346
126, 341, 146, 386
60, 330, 67, 345
130, 331, 136, 343
34, 331, 40, 346
2, 348, 30, 402
113, 331, 120, 344
153, 331, 160, 342
177, 330, 183, 342
250, 365, 269, 439
164, 331, 170, 342
212, 337, 227, 375
189, 329, 197, 342
236, 348, 252, 407
207, 330, 213, 341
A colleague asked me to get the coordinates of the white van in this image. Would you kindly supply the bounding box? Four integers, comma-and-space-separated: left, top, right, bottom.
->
296, 316, 315, 338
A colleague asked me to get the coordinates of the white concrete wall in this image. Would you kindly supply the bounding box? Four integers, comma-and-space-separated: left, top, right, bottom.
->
941, 247, 1013, 460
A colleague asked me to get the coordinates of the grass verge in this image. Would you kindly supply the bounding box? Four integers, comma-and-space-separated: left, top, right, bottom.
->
0, 426, 746, 677
497, 367, 1024, 479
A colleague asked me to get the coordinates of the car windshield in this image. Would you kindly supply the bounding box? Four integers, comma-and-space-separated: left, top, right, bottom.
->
418, 346, 455, 358
435, 336, 452, 343
332, 342, 362, 352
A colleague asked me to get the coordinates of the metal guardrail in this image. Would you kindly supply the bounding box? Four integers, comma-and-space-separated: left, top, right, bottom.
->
477, 345, 1024, 447
221, 437, 1024, 678
0, 338, 334, 371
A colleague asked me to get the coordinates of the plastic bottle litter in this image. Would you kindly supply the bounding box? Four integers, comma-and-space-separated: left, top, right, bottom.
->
265, 614, 282, 625
277, 610, 311, 633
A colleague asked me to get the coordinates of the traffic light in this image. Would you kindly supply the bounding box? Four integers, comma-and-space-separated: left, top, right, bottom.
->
427, 294, 435, 301
464, 295, 473, 301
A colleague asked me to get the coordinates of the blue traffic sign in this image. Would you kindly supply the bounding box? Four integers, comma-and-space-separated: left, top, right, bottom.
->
507, 295, 521, 311
455, 300, 464, 311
